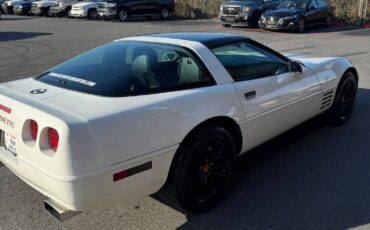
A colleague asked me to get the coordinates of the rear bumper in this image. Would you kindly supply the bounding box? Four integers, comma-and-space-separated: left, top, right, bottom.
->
0, 145, 176, 211
219, 13, 253, 25
97, 9, 116, 18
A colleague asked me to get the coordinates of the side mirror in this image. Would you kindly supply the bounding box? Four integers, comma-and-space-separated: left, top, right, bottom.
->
288, 60, 303, 74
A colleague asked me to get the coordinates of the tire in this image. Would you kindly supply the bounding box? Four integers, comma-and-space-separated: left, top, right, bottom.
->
325, 15, 333, 27
296, 18, 305, 33
159, 7, 169, 19
157, 126, 235, 213
326, 71, 358, 126
222, 24, 231, 27
250, 12, 261, 28
87, 8, 97, 19
117, 9, 128, 22
66, 8, 72, 18
45, 8, 52, 17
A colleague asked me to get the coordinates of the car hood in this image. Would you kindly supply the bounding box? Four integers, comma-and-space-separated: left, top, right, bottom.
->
264, 8, 304, 17
222, 1, 260, 8
15, 1, 31, 6
73, 2, 96, 7
5, 0, 24, 5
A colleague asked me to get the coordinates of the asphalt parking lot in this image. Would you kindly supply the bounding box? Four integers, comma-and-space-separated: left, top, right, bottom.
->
1, 14, 370, 230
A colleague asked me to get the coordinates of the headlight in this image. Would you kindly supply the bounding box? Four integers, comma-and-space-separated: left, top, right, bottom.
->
106, 3, 116, 7
284, 14, 299, 20
242, 6, 251, 13
58, 2, 63, 7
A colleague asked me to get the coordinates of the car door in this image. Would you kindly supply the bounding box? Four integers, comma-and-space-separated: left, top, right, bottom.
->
137, 0, 156, 14
305, 0, 321, 25
126, 0, 141, 15
210, 40, 322, 149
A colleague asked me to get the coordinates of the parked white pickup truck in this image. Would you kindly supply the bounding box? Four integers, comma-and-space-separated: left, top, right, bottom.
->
70, 0, 97, 19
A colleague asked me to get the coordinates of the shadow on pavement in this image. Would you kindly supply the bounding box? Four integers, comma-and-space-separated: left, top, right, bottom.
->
0, 16, 35, 21
156, 88, 370, 230
0, 32, 52, 41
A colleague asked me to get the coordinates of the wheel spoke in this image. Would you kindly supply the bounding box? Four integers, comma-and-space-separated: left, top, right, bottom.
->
186, 171, 203, 192
209, 141, 225, 162
210, 164, 231, 177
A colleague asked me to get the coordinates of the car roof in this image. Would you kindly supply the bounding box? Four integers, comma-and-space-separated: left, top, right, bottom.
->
145, 32, 247, 47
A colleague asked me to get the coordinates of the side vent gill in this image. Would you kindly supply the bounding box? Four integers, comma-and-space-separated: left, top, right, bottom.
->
320, 90, 334, 110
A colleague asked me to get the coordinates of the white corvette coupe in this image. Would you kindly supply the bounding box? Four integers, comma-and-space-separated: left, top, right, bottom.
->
0, 33, 358, 219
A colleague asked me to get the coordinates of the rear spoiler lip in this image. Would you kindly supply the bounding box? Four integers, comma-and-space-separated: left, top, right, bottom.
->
0, 84, 87, 124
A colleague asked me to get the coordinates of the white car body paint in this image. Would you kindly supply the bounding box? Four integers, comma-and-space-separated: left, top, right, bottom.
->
0, 35, 356, 211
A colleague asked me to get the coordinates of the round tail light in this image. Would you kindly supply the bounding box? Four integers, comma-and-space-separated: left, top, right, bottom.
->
30, 120, 38, 141
47, 128, 59, 152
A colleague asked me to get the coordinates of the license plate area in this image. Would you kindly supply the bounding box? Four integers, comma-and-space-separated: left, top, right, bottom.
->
0, 129, 17, 157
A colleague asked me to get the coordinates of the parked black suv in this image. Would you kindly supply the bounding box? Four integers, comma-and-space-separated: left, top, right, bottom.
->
219, 0, 283, 27
97, 0, 174, 22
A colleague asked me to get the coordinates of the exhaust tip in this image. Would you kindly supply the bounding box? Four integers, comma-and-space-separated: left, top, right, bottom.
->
44, 199, 81, 221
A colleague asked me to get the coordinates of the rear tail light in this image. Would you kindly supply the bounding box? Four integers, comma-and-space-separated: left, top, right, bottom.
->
30, 120, 38, 141
47, 128, 59, 152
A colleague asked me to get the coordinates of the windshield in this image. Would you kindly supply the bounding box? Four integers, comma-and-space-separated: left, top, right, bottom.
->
36, 41, 214, 97
278, 0, 309, 9
224, 0, 260, 2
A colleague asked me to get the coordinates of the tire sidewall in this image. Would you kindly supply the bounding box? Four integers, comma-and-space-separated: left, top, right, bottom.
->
175, 127, 235, 212
88, 8, 97, 19
329, 72, 358, 125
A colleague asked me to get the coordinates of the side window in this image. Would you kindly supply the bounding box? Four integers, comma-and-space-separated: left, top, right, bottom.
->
317, 0, 326, 8
309, 0, 318, 9
130, 45, 213, 90
211, 41, 289, 82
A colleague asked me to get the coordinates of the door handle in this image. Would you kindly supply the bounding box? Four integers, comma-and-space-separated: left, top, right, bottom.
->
244, 91, 256, 100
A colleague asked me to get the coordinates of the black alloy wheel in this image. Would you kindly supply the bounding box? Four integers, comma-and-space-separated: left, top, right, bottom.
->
118, 9, 128, 21
297, 18, 305, 33
160, 7, 169, 19
158, 127, 235, 213
327, 72, 358, 125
